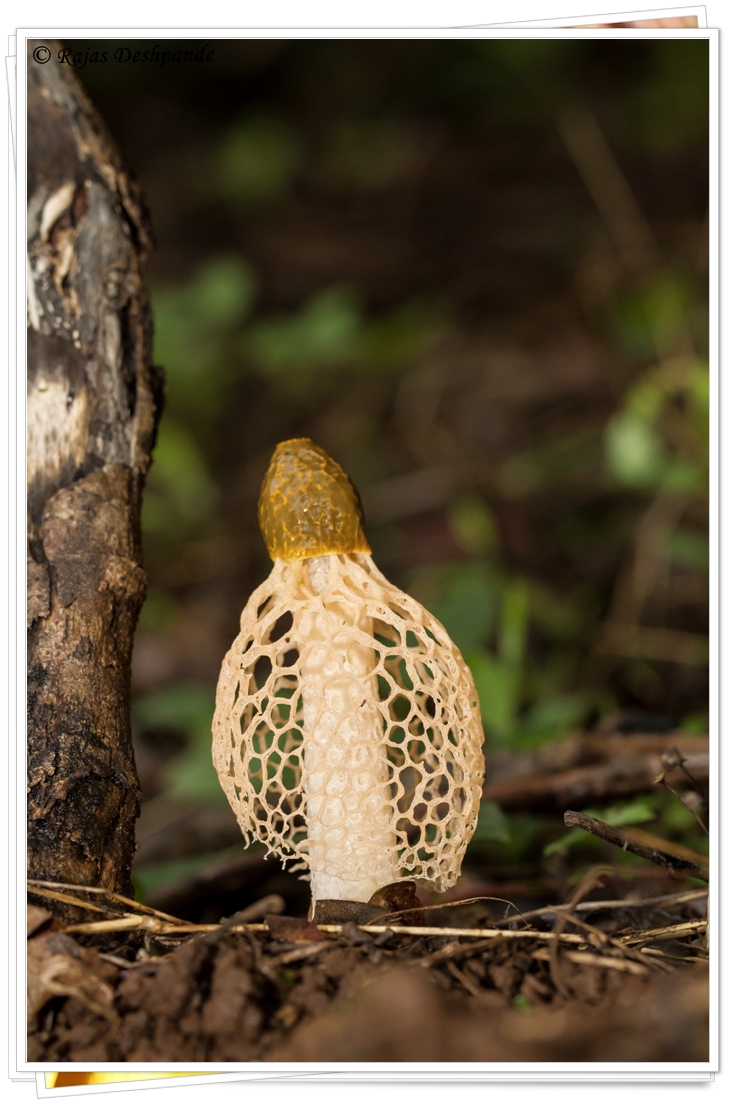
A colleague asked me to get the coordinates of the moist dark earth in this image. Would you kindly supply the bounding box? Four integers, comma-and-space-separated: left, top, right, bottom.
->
27, 890, 708, 1064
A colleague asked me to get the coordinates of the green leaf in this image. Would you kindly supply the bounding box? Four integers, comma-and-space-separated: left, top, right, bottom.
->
500, 579, 530, 667
519, 693, 592, 746
132, 683, 215, 739
190, 255, 257, 326
631, 44, 709, 156
132, 684, 226, 805
661, 457, 705, 495
527, 582, 587, 642
604, 412, 667, 489
543, 799, 655, 857
602, 800, 656, 827
132, 847, 245, 901
466, 651, 520, 744
249, 286, 363, 373
446, 575, 529, 744
432, 564, 499, 653
472, 799, 510, 844
216, 115, 302, 204
151, 256, 256, 423
137, 589, 179, 633
152, 294, 222, 394
680, 712, 708, 735
666, 527, 709, 569
687, 363, 710, 432
543, 828, 586, 857
141, 422, 218, 536
165, 746, 227, 803
449, 496, 498, 557
360, 299, 444, 368
641, 275, 693, 357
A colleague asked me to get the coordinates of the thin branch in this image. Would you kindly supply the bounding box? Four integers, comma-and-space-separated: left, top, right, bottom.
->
487, 888, 708, 928
563, 810, 709, 881
638, 947, 708, 963
202, 895, 285, 945
550, 865, 611, 999
618, 826, 709, 867
61, 915, 595, 942
550, 909, 667, 971
484, 742, 708, 813
27, 887, 109, 914
557, 104, 662, 278
27, 878, 185, 924
673, 785, 708, 837
272, 942, 336, 967
657, 747, 708, 835
446, 960, 483, 998
618, 920, 708, 946
534, 948, 649, 976
63, 916, 158, 935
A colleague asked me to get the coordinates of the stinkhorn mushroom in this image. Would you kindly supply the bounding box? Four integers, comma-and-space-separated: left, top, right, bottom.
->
212, 439, 485, 911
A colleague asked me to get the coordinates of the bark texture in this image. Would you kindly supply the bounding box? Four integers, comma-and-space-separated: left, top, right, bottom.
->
27, 41, 163, 896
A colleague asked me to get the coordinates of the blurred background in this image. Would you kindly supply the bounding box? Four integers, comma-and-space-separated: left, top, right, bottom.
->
69, 37, 709, 920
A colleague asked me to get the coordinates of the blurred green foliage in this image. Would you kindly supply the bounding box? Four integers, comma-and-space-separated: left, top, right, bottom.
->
132, 684, 226, 803
249, 286, 363, 372
604, 357, 708, 495
408, 528, 602, 750
216, 114, 303, 206
131, 847, 245, 903
543, 789, 708, 863
140, 421, 219, 542
471, 800, 511, 845
67, 38, 709, 896
152, 255, 257, 423
543, 798, 656, 858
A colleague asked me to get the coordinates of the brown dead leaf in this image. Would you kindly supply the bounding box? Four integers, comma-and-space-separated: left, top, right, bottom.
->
368, 879, 425, 923
27, 929, 117, 1029
265, 914, 325, 942
27, 904, 57, 938
310, 899, 389, 924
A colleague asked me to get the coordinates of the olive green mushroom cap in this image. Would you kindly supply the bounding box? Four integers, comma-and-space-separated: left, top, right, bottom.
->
258, 438, 371, 562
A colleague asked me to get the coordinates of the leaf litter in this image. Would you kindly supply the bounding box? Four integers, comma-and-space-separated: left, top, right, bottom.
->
27, 875, 708, 1063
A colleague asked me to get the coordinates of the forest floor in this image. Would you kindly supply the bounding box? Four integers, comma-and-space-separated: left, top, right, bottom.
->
27, 872, 708, 1064
28, 727, 710, 1064
26, 40, 710, 1069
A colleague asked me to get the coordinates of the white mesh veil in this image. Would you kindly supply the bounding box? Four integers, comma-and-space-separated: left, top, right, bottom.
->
212, 552, 485, 902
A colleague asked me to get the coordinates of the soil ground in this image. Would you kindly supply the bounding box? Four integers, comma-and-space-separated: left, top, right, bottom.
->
27, 884, 708, 1064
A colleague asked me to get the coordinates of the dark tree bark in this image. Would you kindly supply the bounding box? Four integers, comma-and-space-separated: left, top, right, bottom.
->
26, 41, 163, 898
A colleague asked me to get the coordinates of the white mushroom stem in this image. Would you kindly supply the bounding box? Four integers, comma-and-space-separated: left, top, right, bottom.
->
299, 554, 397, 903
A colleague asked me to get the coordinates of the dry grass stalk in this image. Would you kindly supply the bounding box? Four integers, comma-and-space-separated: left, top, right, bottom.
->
618, 920, 708, 946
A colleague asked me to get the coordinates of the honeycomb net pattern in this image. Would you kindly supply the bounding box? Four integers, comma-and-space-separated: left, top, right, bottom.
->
212, 553, 485, 896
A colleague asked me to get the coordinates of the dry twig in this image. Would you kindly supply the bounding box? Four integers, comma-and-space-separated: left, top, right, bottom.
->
446, 960, 482, 998
27, 879, 185, 923
549, 866, 610, 999
534, 948, 649, 976
27, 887, 109, 914
656, 747, 708, 835
563, 811, 709, 881
486, 887, 708, 928
618, 920, 708, 946
484, 737, 708, 813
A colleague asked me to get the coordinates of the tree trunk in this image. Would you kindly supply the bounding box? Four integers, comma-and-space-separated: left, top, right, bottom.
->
26, 41, 163, 898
